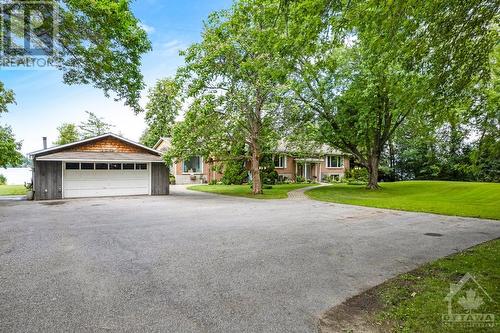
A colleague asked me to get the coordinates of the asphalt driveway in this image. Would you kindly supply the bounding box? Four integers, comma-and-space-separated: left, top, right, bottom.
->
1, 186, 499, 332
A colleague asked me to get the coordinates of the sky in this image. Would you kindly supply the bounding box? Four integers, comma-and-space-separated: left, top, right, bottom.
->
0, 0, 233, 154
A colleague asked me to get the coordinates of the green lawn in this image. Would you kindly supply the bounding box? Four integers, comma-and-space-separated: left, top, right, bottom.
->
188, 183, 317, 199
0, 185, 27, 196
305, 181, 500, 220
376, 239, 500, 332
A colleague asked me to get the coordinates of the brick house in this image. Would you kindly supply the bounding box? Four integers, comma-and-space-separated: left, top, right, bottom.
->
154, 137, 349, 184
271, 142, 350, 182
154, 137, 223, 185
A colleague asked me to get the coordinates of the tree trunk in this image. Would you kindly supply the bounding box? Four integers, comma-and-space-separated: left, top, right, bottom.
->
250, 146, 262, 195
366, 155, 380, 190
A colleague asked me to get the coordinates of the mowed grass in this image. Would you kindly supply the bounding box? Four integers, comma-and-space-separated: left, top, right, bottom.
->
375, 239, 500, 332
188, 183, 317, 199
306, 181, 500, 220
0, 185, 27, 196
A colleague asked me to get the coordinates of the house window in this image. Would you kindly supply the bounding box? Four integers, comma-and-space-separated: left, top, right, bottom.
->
95, 163, 108, 170
123, 163, 135, 170
136, 163, 148, 170
274, 155, 286, 168
109, 163, 122, 170
326, 155, 344, 168
81, 163, 94, 170
66, 163, 79, 170
183, 156, 202, 173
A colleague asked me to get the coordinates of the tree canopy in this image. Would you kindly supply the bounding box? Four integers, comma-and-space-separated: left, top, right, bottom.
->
167, 0, 287, 193
0, 125, 23, 168
140, 78, 182, 147
78, 111, 114, 138
54, 123, 79, 145
281, 0, 499, 188
160, 0, 499, 190
1, 0, 151, 113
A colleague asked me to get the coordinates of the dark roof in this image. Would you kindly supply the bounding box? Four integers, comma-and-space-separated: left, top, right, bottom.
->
36, 151, 163, 162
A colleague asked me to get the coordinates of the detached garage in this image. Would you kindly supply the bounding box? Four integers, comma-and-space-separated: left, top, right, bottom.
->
29, 133, 169, 200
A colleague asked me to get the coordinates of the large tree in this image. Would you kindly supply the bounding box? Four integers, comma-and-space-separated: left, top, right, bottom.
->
54, 123, 79, 145
0, 1, 150, 168
173, 0, 286, 194
0, 125, 23, 168
283, 0, 499, 188
1, 0, 151, 113
140, 78, 182, 147
0, 83, 22, 168
0, 83, 15, 114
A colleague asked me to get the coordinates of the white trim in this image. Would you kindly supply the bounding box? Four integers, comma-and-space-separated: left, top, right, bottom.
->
274, 154, 286, 169
29, 133, 161, 157
61, 162, 64, 199
148, 162, 152, 195
325, 155, 344, 168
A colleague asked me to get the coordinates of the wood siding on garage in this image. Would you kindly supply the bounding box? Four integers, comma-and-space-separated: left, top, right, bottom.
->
151, 162, 169, 195
34, 160, 62, 200
67, 136, 150, 154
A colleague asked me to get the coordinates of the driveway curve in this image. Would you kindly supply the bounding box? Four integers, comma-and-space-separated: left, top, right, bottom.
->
0, 186, 499, 332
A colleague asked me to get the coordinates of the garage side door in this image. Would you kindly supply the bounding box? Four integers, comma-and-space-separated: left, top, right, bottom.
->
63, 165, 149, 198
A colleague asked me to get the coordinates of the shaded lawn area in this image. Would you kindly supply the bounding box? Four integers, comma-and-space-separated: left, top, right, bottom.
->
320, 239, 500, 333
306, 181, 500, 220
188, 183, 317, 199
0, 185, 27, 196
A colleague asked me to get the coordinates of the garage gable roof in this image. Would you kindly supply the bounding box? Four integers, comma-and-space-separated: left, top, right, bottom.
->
30, 133, 161, 157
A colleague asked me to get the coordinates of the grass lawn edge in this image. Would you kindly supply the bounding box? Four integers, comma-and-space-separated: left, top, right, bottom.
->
319, 238, 500, 333
0, 185, 27, 196
304, 181, 500, 220
187, 183, 318, 200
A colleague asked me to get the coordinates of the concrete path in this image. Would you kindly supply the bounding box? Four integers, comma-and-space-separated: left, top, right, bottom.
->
0, 188, 498, 332
0, 195, 26, 201
287, 184, 328, 200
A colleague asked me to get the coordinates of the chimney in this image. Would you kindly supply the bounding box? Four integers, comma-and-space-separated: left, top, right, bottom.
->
42, 137, 47, 149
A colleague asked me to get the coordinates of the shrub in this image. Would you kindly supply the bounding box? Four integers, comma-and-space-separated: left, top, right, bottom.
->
350, 168, 369, 181
169, 174, 176, 185
262, 169, 278, 185
323, 174, 341, 183
260, 154, 278, 184
296, 175, 305, 183
221, 145, 248, 185
378, 165, 396, 182
208, 179, 218, 185
0, 174, 6, 185
222, 159, 248, 185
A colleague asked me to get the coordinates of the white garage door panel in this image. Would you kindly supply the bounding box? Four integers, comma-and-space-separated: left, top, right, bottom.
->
64, 170, 149, 198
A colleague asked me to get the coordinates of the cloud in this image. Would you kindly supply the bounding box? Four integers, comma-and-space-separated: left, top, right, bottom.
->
139, 22, 156, 34
156, 40, 189, 57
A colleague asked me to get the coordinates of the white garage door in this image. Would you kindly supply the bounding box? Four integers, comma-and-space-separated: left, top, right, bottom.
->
63, 162, 150, 198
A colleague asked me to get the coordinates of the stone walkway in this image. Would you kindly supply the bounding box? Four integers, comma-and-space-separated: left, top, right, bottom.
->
287, 183, 329, 200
